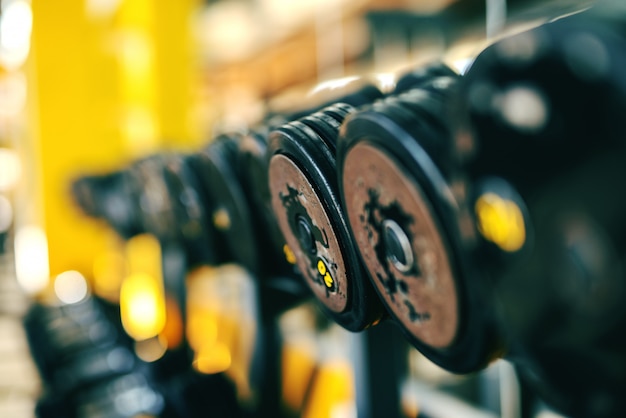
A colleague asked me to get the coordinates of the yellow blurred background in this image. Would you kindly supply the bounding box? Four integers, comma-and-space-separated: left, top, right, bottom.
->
1, 2, 464, 417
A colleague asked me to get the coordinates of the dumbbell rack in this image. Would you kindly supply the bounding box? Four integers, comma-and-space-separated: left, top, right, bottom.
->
12, 1, 626, 418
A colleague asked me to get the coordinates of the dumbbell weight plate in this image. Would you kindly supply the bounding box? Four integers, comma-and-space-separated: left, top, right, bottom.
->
268, 107, 385, 331
338, 78, 502, 373
342, 142, 458, 348
189, 136, 259, 272
269, 154, 349, 313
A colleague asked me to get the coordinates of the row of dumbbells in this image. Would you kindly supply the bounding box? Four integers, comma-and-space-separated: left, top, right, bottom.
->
65, 5, 626, 418
25, 296, 167, 417
25, 294, 245, 418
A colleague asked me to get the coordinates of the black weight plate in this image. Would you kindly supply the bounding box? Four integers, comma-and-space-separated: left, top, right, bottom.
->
162, 155, 218, 266
338, 92, 500, 373
72, 170, 143, 239
237, 129, 305, 277
456, 13, 626, 415
394, 62, 458, 94
342, 142, 459, 348
189, 135, 259, 272
268, 117, 385, 332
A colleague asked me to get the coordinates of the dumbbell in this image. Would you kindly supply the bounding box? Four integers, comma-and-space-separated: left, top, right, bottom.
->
238, 122, 294, 278
186, 134, 266, 275
392, 61, 458, 94
337, 73, 502, 373
267, 101, 388, 332
265, 68, 474, 334
24, 296, 130, 386
196, 81, 387, 280
71, 372, 166, 418
73, 153, 219, 266
73, 154, 220, 344
455, 9, 626, 417
177, 81, 389, 317
72, 170, 142, 240
339, 6, 626, 414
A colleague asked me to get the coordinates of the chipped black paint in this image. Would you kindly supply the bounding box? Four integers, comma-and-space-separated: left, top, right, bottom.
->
404, 300, 431, 322
363, 188, 431, 322
279, 184, 334, 291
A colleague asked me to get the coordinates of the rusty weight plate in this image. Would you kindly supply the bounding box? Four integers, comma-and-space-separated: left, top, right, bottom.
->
337, 78, 502, 373
342, 143, 458, 348
267, 110, 385, 331
269, 154, 349, 313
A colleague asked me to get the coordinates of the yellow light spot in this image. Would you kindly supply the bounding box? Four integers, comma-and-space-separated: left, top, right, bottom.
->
120, 272, 166, 341
120, 234, 166, 341
303, 360, 355, 418
213, 208, 231, 230
126, 234, 162, 279
186, 264, 257, 398
122, 107, 158, 157
282, 343, 317, 412
194, 342, 232, 374
475, 193, 526, 252
186, 307, 218, 353
366, 317, 382, 328
160, 296, 184, 349
284, 244, 297, 264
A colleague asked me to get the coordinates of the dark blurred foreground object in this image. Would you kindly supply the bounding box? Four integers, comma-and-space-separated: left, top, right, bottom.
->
26, 294, 242, 418
25, 295, 166, 418
459, 5, 626, 417
24, 296, 135, 394
336, 4, 626, 417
